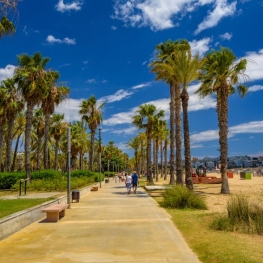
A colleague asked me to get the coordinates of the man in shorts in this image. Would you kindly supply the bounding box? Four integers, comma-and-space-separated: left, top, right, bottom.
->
132, 171, 139, 194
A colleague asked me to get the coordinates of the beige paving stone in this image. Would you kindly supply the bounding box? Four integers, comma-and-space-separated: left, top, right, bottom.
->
0, 182, 201, 263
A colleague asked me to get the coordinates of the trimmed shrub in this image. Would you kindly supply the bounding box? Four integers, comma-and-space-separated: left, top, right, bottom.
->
0, 172, 26, 189
70, 170, 95, 178
161, 185, 207, 210
31, 170, 62, 180
94, 173, 105, 182
104, 172, 115, 177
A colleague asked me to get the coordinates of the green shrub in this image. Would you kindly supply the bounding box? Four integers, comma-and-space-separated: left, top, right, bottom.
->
31, 170, 62, 180
104, 172, 115, 177
94, 173, 105, 182
161, 185, 207, 210
0, 172, 26, 189
211, 195, 263, 235
70, 170, 95, 178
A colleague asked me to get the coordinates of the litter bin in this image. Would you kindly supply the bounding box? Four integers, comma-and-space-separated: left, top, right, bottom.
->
72, 190, 80, 202
105, 178, 109, 183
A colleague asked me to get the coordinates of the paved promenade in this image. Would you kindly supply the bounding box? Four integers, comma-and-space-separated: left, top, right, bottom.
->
0, 180, 200, 263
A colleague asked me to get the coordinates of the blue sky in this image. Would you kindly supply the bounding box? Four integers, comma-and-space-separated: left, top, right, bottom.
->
1, 0, 263, 159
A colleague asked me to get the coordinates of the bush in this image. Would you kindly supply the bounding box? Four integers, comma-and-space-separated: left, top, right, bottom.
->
161, 185, 207, 210
70, 170, 95, 178
94, 173, 105, 182
31, 170, 62, 180
104, 172, 115, 177
0, 172, 26, 189
211, 195, 263, 235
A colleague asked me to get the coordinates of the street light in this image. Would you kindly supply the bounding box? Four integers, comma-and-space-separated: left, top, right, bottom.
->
99, 127, 102, 188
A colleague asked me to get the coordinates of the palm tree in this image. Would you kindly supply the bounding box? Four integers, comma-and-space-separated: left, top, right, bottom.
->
166, 47, 204, 189
79, 95, 105, 171
32, 108, 45, 170
14, 52, 51, 181
150, 40, 189, 185
137, 132, 147, 176
163, 128, 169, 180
127, 136, 140, 174
0, 16, 15, 38
196, 47, 248, 194
1, 78, 25, 171
12, 112, 26, 171
50, 113, 67, 170
0, 86, 7, 170
42, 83, 70, 169
132, 104, 165, 184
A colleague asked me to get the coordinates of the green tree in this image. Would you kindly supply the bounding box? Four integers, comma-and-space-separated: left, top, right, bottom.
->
132, 104, 165, 184
79, 95, 105, 171
14, 52, 51, 181
196, 47, 248, 194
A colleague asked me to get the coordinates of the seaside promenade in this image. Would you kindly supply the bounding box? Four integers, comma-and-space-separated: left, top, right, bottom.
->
0, 180, 200, 263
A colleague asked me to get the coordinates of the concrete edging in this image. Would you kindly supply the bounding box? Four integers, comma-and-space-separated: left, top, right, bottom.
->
0, 183, 97, 241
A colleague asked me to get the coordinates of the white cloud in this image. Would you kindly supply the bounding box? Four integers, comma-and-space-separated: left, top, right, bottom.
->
55, 0, 83, 12
46, 35, 76, 45
220, 32, 232, 40
191, 120, 263, 144
131, 82, 151, 90
85, 79, 96, 83
112, 0, 213, 31
142, 60, 148, 65
103, 109, 136, 126
112, 127, 138, 135
248, 85, 263, 92
0, 65, 16, 82
99, 89, 134, 103
111, 26, 117, 30
189, 37, 211, 57
55, 98, 83, 122
243, 49, 263, 81
83, 61, 88, 64
195, 0, 237, 34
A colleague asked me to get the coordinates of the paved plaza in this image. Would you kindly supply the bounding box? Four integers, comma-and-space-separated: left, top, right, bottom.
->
0, 181, 200, 263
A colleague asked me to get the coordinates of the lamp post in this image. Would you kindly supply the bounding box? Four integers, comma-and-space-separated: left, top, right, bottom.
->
67, 125, 71, 208
99, 127, 102, 188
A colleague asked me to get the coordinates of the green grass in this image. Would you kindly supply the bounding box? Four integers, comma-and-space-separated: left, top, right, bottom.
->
0, 198, 52, 219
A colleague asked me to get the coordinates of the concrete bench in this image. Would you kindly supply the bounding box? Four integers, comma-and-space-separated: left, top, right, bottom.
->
42, 204, 68, 222
91, 185, 99, 191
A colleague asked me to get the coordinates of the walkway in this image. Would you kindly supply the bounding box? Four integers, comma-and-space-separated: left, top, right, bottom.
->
0, 180, 200, 263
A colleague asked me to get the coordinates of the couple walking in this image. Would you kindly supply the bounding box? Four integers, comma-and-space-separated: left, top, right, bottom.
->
125, 171, 138, 194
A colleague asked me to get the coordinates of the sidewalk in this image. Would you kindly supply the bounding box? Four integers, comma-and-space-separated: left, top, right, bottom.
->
0, 180, 201, 263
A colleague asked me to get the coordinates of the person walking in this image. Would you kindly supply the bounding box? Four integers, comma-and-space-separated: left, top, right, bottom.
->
125, 173, 132, 194
132, 171, 139, 194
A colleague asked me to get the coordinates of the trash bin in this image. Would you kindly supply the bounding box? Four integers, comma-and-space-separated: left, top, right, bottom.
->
105, 178, 109, 183
72, 190, 80, 202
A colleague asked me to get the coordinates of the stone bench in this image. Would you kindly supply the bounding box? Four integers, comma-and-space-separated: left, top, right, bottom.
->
42, 204, 68, 222
91, 185, 99, 191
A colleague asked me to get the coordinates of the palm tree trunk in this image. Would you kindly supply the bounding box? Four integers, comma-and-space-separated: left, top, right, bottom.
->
155, 137, 159, 182
175, 83, 183, 184
160, 141, 163, 178
5, 116, 15, 171
79, 152, 83, 170
181, 88, 193, 190
218, 85, 230, 194
89, 129, 95, 171
54, 139, 59, 170
152, 139, 156, 179
135, 150, 139, 175
147, 128, 153, 184
0, 123, 4, 171
25, 102, 34, 181
169, 83, 176, 184
12, 133, 21, 172
164, 141, 168, 180
44, 114, 51, 169
37, 136, 42, 170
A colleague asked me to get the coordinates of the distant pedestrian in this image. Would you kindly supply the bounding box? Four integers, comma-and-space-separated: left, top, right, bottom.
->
132, 171, 139, 194
125, 173, 132, 194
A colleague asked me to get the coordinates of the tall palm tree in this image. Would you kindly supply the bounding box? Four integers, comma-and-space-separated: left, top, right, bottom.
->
166, 48, 204, 189
150, 40, 189, 185
0, 86, 7, 170
196, 47, 248, 194
127, 136, 140, 174
12, 112, 26, 171
137, 132, 147, 176
32, 108, 45, 170
1, 78, 25, 171
14, 52, 51, 181
42, 83, 70, 169
132, 104, 165, 184
50, 113, 67, 170
163, 128, 169, 180
79, 95, 105, 171
0, 16, 15, 38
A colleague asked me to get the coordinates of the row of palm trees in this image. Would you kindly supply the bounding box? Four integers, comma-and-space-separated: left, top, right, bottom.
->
128, 39, 248, 194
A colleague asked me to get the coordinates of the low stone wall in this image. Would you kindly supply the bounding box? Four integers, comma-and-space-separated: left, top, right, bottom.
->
0, 183, 96, 241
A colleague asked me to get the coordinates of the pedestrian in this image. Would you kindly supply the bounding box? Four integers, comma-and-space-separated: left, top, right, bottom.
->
125, 173, 132, 194
132, 170, 139, 194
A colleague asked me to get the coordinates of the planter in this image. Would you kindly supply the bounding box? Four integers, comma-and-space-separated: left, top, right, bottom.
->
240, 172, 251, 180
